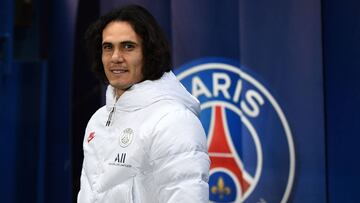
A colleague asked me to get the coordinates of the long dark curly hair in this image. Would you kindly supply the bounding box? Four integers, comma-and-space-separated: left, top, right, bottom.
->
84, 4, 172, 83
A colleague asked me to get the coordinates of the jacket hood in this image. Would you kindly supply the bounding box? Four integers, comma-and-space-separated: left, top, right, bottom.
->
106, 71, 201, 116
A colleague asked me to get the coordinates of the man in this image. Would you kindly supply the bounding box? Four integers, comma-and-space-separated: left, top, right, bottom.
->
78, 5, 210, 203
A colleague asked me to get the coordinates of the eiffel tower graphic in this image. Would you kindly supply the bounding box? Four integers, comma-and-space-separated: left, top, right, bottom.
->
208, 105, 253, 200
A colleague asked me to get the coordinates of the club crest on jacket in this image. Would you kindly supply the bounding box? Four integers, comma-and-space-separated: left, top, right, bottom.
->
119, 128, 134, 148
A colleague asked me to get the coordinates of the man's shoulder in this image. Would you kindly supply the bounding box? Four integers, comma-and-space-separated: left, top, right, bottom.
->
151, 99, 187, 111
93, 105, 108, 115
87, 105, 107, 123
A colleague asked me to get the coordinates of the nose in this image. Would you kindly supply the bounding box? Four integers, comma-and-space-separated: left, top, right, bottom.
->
111, 49, 124, 63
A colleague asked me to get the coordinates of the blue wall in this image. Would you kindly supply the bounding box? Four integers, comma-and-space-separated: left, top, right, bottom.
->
0, 0, 75, 202
0, 0, 359, 202
323, 0, 360, 202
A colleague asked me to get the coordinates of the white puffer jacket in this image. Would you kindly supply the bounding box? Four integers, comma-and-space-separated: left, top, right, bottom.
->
78, 71, 210, 203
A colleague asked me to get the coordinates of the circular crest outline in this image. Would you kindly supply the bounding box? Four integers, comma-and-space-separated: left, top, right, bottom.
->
175, 57, 295, 203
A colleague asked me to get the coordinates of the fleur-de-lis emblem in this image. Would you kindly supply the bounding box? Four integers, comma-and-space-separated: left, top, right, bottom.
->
211, 176, 231, 199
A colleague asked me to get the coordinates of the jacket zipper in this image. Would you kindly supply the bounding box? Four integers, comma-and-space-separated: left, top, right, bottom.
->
106, 106, 115, 126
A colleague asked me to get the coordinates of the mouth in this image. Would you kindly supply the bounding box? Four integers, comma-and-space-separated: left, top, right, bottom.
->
110, 69, 128, 74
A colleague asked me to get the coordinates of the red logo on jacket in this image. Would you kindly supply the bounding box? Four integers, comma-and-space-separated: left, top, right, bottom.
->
87, 132, 95, 143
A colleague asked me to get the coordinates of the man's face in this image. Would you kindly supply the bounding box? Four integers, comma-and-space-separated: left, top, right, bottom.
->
102, 21, 144, 96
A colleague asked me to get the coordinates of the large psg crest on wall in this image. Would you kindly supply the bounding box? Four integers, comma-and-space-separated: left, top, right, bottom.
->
175, 58, 295, 203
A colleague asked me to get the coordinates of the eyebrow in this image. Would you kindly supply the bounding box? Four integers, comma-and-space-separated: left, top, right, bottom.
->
102, 41, 138, 46
102, 42, 111, 46
120, 41, 138, 46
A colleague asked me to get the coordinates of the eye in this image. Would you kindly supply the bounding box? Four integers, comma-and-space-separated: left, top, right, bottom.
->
122, 42, 136, 51
102, 43, 113, 51
121, 41, 137, 51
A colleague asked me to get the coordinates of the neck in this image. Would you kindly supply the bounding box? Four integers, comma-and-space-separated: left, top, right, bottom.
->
115, 88, 125, 100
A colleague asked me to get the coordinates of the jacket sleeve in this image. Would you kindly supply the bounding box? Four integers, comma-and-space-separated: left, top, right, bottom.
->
77, 161, 92, 203
149, 109, 210, 203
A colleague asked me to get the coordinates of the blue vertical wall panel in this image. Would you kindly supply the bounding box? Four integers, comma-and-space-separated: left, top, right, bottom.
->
13, 62, 47, 203
44, 0, 78, 202
0, 0, 16, 202
0, 0, 77, 201
236, 1, 326, 202
0, 69, 18, 203
0, 0, 13, 76
323, 0, 360, 202
0, 61, 48, 203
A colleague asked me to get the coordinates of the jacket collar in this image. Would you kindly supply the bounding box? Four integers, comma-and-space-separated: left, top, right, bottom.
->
105, 71, 201, 116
